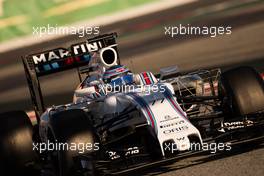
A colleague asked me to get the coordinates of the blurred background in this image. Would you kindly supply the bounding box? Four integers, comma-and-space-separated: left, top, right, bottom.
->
0, 0, 264, 112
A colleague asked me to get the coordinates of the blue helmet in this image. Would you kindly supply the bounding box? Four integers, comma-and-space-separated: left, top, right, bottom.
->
103, 65, 133, 86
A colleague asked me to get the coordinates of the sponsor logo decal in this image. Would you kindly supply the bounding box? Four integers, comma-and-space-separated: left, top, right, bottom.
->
125, 147, 140, 156
160, 120, 185, 129
223, 120, 254, 130
219, 120, 254, 131
71, 41, 103, 55
107, 146, 140, 160
163, 125, 189, 134
31, 41, 102, 65
160, 115, 179, 123
176, 137, 185, 141
32, 48, 69, 65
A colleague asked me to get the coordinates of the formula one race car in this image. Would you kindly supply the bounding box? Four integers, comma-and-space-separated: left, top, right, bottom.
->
0, 33, 264, 176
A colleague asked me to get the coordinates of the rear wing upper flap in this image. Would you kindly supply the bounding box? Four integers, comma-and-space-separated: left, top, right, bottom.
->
23, 32, 118, 77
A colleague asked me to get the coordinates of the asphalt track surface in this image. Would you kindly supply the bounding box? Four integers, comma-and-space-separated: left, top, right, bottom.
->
0, 0, 264, 175
116, 141, 264, 176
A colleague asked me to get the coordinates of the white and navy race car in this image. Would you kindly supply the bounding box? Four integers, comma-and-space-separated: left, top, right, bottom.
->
0, 33, 264, 176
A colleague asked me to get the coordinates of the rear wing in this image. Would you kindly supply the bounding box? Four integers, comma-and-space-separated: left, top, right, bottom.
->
22, 33, 119, 121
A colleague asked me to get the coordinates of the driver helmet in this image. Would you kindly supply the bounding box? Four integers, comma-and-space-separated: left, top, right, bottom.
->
103, 65, 133, 86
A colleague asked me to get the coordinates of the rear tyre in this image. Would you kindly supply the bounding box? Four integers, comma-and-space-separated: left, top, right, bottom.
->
221, 66, 264, 116
0, 111, 38, 175
48, 109, 98, 176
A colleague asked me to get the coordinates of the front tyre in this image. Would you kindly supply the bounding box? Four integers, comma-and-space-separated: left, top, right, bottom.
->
221, 66, 264, 116
48, 109, 98, 176
0, 111, 39, 175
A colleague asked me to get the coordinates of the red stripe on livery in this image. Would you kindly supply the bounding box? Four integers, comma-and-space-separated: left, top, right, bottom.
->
143, 72, 151, 85
145, 107, 155, 127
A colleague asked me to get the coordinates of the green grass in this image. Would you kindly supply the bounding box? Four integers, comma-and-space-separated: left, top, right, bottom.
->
0, 0, 157, 42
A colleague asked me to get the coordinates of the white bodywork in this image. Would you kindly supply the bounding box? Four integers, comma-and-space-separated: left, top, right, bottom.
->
40, 74, 202, 156
123, 84, 202, 155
